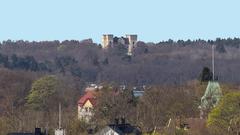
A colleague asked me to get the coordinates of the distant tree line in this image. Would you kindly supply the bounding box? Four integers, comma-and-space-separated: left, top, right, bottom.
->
156, 37, 240, 48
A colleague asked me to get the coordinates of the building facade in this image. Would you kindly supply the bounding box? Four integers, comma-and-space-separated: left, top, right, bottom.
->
126, 35, 138, 46
102, 34, 138, 55
77, 91, 96, 122
126, 35, 138, 56
95, 119, 141, 135
102, 34, 114, 48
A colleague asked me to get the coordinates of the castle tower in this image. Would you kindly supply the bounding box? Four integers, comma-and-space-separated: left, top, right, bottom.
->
126, 35, 138, 55
102, 34, 114, 48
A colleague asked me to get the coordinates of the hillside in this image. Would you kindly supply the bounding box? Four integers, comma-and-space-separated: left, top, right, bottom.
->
0, 38, 240, 85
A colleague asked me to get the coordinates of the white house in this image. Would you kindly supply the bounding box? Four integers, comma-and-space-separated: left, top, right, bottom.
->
95, 119, 141, 135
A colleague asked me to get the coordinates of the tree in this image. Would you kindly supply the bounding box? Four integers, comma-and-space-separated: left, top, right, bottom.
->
102, 58, 109, 65
24, 56, 39, 71
0, 53, 9, 67
67, 119, 90, 135
207, 92, 240, 135
137, 87, 197, 132
54, 56, 77, 74
199, 67, 212, 82
0, 69, 36, 133
70, 67, 82, 77
26, 75, 58, 112
216, 44, 226, 53
94, 86, 136, 126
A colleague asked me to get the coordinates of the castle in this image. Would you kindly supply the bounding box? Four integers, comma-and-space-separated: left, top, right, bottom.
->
102, 34, 138, 55
102, 34, 114, 48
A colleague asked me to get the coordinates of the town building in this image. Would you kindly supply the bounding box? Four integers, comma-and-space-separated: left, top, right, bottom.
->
132, 90, 144, 98
7, 128, 47, 135
77, 91, 97, 122
95, 118, 141, 135
132, 86, 146, 98
77, 84, 103, 122
85, 83, 103, 92
54, 129, 65, 135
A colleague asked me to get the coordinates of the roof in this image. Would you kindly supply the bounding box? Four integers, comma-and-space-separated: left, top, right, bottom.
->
200, 81, 222, 109
7, 128, 46, 135
7, 133, 33, 135
95, 124, 141, 135
132, 86, 145, 98
78, 91, 96, 107
95, 126, 116, 135
132, 90, 144, 98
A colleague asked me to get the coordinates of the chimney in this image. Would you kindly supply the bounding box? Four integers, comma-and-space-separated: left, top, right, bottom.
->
43, 129, 47, 135
121, 117, 125, 125
35, 128, 41, 135
114, 118, 119, 125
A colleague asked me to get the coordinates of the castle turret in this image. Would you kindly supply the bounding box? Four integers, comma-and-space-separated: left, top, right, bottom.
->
126, 35, 138, 55
102, 34, 114, 48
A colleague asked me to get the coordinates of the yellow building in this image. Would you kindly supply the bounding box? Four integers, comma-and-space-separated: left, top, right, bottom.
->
77, 91, 96, 122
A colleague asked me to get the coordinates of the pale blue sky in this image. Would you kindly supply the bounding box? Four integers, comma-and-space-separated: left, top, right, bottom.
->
0, 0, 240, 43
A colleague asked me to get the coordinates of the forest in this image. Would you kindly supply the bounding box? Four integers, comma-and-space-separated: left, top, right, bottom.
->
0, 38, 240, 85
0, 38, 240, 135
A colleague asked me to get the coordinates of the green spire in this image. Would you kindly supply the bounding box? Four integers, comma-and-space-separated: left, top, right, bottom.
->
199, 81, 222, 110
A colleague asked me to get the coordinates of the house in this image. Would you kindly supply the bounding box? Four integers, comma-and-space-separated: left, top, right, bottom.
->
7, 128, 47, 135
77, 91, 97, 122
77, 84, 102, 122
7, 133, 35, 135
132, 90, 144, 98
85, 83, 103, 92
132, 86, 146, 98
95, 119, 141, 135
55, 129, 66, 135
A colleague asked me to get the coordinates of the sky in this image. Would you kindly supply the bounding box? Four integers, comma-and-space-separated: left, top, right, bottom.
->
0, 0, 240, 43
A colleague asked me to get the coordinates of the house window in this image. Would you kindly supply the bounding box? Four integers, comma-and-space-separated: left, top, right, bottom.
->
85, 107, 92, 112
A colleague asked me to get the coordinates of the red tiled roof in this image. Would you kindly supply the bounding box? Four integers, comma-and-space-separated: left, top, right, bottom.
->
78, 91, 96, 107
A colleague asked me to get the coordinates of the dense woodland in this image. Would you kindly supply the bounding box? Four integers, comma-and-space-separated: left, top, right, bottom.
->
0, 38, 240, 135
1, 38, 240, 85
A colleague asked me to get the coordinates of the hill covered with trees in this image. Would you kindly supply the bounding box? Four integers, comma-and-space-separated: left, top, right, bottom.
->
0, 38, 240, 85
